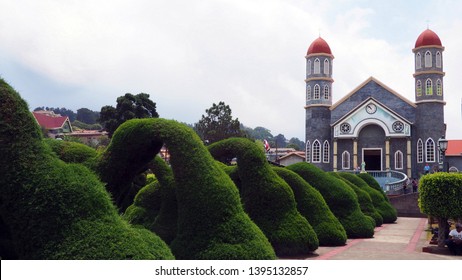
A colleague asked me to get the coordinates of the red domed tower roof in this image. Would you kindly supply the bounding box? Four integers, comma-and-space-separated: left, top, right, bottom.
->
415, 29, 442, 48
307, 37, 332, 55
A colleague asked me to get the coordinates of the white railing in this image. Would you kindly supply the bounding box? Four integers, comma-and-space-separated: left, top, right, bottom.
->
339, 170, 408, 194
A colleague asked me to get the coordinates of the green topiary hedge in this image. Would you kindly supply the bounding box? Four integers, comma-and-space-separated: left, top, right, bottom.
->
273, 167, 347, 246
99, 119, 276, 259
0, 78, 174, 259
124, 156, 178, 244
330, 172, 382, 227
338, 172, 396, 224
208, 138, 319, 256
357, 173, 390, 202
44, 138, 97, 167
287, 162, 374, 238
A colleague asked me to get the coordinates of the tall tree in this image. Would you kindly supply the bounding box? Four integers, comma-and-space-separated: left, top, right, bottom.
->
99, 93, 159, 137
76, 108, 99, 124
194, 101, 243, 144
287, 137, 305, 151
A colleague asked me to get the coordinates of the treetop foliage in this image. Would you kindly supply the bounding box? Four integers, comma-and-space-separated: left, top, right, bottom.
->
194, 101, 243, 144
99, 93, 159, 137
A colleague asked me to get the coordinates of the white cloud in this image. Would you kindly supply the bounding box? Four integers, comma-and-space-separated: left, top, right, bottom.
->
0, 0, 461, 140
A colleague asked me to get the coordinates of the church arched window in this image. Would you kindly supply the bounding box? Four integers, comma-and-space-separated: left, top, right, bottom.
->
426, 79, 433, 95
417, 139, 423, 163
323, 59, 329, 75
305, 141, 311, 163
342, 151, 350, 170
314, 84, 320, 99
314, 58, 320, 74
323, 85, 329, 100
436, 51, 441, 68
307, 60, 312, 75
436, 79, 442, 96
312, 140, 321, 162
425, 51, 432, 68
416, 52, 421, 69
306, 85, 311, 101
323, 140, 330, 163
395, 150, 403, 170
416, 80, 422, 96
426, 138, 435, 162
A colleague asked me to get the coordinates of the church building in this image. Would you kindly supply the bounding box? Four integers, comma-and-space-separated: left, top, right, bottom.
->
304, 29, 459, 178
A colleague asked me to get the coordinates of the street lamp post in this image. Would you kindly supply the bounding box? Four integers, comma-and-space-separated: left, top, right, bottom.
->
438, 136, 448, 172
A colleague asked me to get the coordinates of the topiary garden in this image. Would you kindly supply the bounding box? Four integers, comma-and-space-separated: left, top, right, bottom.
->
287, 162, 375, 238
208, 138, 319, 256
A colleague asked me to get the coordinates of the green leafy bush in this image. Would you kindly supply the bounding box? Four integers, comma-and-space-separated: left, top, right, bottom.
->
287, 163, 374, 238
357, 173, 390, 202
338, 172, 396, 224
330, 172, 382, 227
0, 78, 174, 259
419, 173, 462, 219
124, 156, 178, 244
44, 138, 97, 167
273, 167, 347, 246
208, 138, 319, 256
99, 119, 276, 259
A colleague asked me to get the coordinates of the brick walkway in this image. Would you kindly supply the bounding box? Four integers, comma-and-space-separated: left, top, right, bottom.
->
303, 217, 460, 260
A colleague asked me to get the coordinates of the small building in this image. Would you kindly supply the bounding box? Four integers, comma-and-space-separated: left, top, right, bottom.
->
32, 110, 73, 138
278, 151, 306, 166
446, 140, 462, 172
68, 130, 108, 146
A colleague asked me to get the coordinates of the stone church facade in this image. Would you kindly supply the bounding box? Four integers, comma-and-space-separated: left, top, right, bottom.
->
304, 29, 448, 178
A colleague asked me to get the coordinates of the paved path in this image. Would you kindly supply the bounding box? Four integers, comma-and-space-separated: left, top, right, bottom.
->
303, 217, 460, 260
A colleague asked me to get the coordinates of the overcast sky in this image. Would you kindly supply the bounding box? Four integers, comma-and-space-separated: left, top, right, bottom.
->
1, 0, 461, 140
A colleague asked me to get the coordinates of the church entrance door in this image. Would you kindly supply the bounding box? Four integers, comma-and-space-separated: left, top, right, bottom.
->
363, 149, 382, 171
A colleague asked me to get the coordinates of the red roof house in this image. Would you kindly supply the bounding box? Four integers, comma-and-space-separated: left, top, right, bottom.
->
32, 111, 73, 137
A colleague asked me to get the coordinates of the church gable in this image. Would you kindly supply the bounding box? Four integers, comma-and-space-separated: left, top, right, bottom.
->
330, 77, 416, 125
332, 98, 412, 138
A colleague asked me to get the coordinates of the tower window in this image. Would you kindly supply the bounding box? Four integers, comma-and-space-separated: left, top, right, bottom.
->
323, 140, 330, 163
416, 80, 422, 96
417, 139, 423, 163
323, 85, 329, 100
416, 52, 421, 69
323, 59, 329, 75
436, 79, 442, 96
436, 52, 442, 68
342, 151, 350, 170
305, 141, 311, 163
314, 84, 320, 99
307, 60, 312, 75
426, 138, 435, 162
425, 51, 432, 68
306, 85, 311, 101
395, 150, 403, 170
314, 58, 320, 74
312, 140, 321, 163
426, 79, 433, 95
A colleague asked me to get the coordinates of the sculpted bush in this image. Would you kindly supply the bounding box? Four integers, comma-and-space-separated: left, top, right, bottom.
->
330, 172, 382, 227
338, 172, 396, 224
273, 167, 347, 246
208, 138, 319, 256
0, 78, 173, 259
124, 156, 178, 244
99, 119, 276, 259
287, 163, 374, 238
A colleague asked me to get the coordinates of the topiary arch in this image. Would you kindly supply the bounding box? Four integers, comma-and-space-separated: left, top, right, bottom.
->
208, 138, 319, 256
0, 78, 173, 260
98, 119, 276, 259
